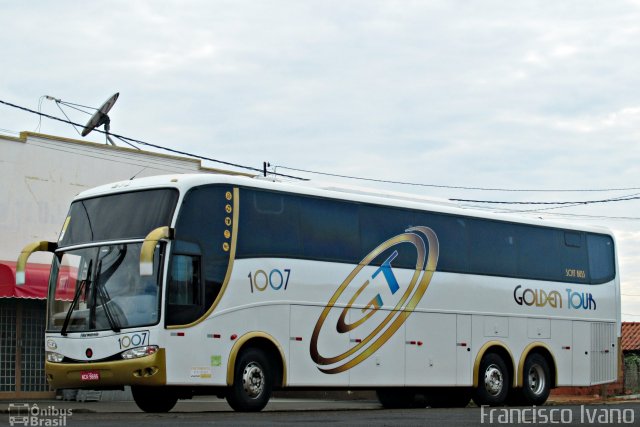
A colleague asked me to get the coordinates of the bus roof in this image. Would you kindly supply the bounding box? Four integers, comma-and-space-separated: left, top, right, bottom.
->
73, 173, 614, 236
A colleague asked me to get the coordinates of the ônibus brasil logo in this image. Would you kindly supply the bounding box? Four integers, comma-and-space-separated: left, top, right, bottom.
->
310, 226, 439, 374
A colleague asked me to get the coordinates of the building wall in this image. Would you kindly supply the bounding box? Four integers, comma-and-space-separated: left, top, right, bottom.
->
0, 131, 244, 399
0, 131, 244, 263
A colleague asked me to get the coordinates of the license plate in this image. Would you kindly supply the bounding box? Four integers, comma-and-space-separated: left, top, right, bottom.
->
80, 371, 100, 381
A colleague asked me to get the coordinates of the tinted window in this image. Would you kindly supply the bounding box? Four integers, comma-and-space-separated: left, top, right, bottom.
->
516, 225, 561, 281
587, 233, 615, 284
468, 219, 517, 277
561, 231, 589, 284
360, 205, 417, 268
233, 187, 616, 285
169, 186, 232, 325
417, 213, 469, 272
299, 197, 360, 263
61, 189, 178, 246
237, 190, 301, 258
166, 254, 202, 325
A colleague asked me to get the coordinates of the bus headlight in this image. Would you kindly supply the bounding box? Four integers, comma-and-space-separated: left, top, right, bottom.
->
121, 346, 159, 360
46, 351, 65, 363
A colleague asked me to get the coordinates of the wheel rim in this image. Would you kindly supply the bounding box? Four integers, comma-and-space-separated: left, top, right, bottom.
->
242, 362, 265, 398
484, 364, 504, 396
527, 363, 546, 396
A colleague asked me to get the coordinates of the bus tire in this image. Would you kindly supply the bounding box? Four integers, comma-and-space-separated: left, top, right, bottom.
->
131, 386, 178, 413
472, 353, 510, 406
226, 347, 273, 412
376, 388, 423, 409
520, 353, 550, 405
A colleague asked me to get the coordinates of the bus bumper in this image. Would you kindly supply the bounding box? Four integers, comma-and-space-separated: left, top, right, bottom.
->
45, 348, 167, 389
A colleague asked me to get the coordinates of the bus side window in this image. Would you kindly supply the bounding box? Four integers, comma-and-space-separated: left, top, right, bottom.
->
587, 234, 615, 284
166, 254, 202, 325
561, 231, 589, 284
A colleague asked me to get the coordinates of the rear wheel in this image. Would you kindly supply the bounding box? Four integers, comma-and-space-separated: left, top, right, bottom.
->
472, 353, 510, 406
226, 347, 273, 412
131, 386, 178, 413
520, 353, 551, 405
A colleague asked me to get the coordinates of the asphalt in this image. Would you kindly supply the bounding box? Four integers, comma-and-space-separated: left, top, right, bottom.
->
2, 394, 639, 414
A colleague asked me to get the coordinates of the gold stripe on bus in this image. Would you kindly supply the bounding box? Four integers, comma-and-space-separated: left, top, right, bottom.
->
140, 226, 173, 276
168, 187, 239, 329
472, 340, 517, 388
517, 342, 557, 388
16, 240, 58, 285
226, 331, 288, 387
45, 348, 167, 389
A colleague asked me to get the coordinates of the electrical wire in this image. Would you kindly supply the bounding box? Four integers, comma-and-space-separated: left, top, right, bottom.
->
276, 165, 640, 193
114, 135, 141, 150
452, 193, 640, 208
0, 98, 304, 180
3, 97, 639, 191
35, 95, 46, 132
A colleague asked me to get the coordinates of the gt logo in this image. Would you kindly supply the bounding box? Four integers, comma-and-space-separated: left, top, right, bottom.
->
310, 226, 439, 374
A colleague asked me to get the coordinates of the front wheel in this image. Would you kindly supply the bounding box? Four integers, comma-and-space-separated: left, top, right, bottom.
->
131, 386, 178, 413
226, 347, 273, 412
472, 353, 510, 407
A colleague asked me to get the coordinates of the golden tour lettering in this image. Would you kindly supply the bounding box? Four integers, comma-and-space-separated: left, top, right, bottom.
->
513, 285, 563, 308
513, 285, 596, 311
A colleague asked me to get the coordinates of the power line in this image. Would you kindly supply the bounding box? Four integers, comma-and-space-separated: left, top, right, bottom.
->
0, 98, 304, 180
452, 193, 640, 207
3, 97, 639, 194
276, 165, 640, 193
471, 204, 640, 220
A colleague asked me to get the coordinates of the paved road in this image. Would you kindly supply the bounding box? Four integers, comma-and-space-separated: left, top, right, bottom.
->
3, 399, 640, 427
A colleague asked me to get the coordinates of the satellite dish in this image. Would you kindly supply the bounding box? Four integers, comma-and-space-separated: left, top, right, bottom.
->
81, 93, 119, 145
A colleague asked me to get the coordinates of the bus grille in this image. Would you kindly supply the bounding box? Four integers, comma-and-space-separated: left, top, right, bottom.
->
590, 322, 616, 385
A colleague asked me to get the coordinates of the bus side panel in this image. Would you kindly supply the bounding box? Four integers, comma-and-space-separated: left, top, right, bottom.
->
551, 319, 573, 386
405, 313, 457, 386
350, 310, 405, 387
289, 304, 350, 386
572, 321, 591, 386
456, 314, 473, 386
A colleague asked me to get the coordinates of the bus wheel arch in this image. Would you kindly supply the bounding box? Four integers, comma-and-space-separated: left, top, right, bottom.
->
514, 344, 556, 405
472, 342, 516, 406
227, 332, 286, 390
517, 344, 556, 389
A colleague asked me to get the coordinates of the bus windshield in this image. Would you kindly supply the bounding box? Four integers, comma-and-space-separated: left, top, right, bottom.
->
47, 242, 163, 333
59, 189, 178, 247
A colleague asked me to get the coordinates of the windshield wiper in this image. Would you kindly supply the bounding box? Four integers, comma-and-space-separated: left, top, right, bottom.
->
61, 260, 92, 337
95, 259, 121, 333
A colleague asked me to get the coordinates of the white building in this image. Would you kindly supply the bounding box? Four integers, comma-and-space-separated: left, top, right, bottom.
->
0, 131, 245, 399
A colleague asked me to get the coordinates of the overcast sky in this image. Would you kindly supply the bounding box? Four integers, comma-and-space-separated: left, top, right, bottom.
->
1, 1, 639, 319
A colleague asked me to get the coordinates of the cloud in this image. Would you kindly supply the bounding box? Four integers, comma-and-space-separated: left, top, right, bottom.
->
1, 1, 640, 318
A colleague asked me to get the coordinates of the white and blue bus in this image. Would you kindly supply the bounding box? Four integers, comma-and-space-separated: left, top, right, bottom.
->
17, 174, 620, 412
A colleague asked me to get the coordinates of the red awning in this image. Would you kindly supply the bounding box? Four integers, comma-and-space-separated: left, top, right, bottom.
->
0, 260, 51, 299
